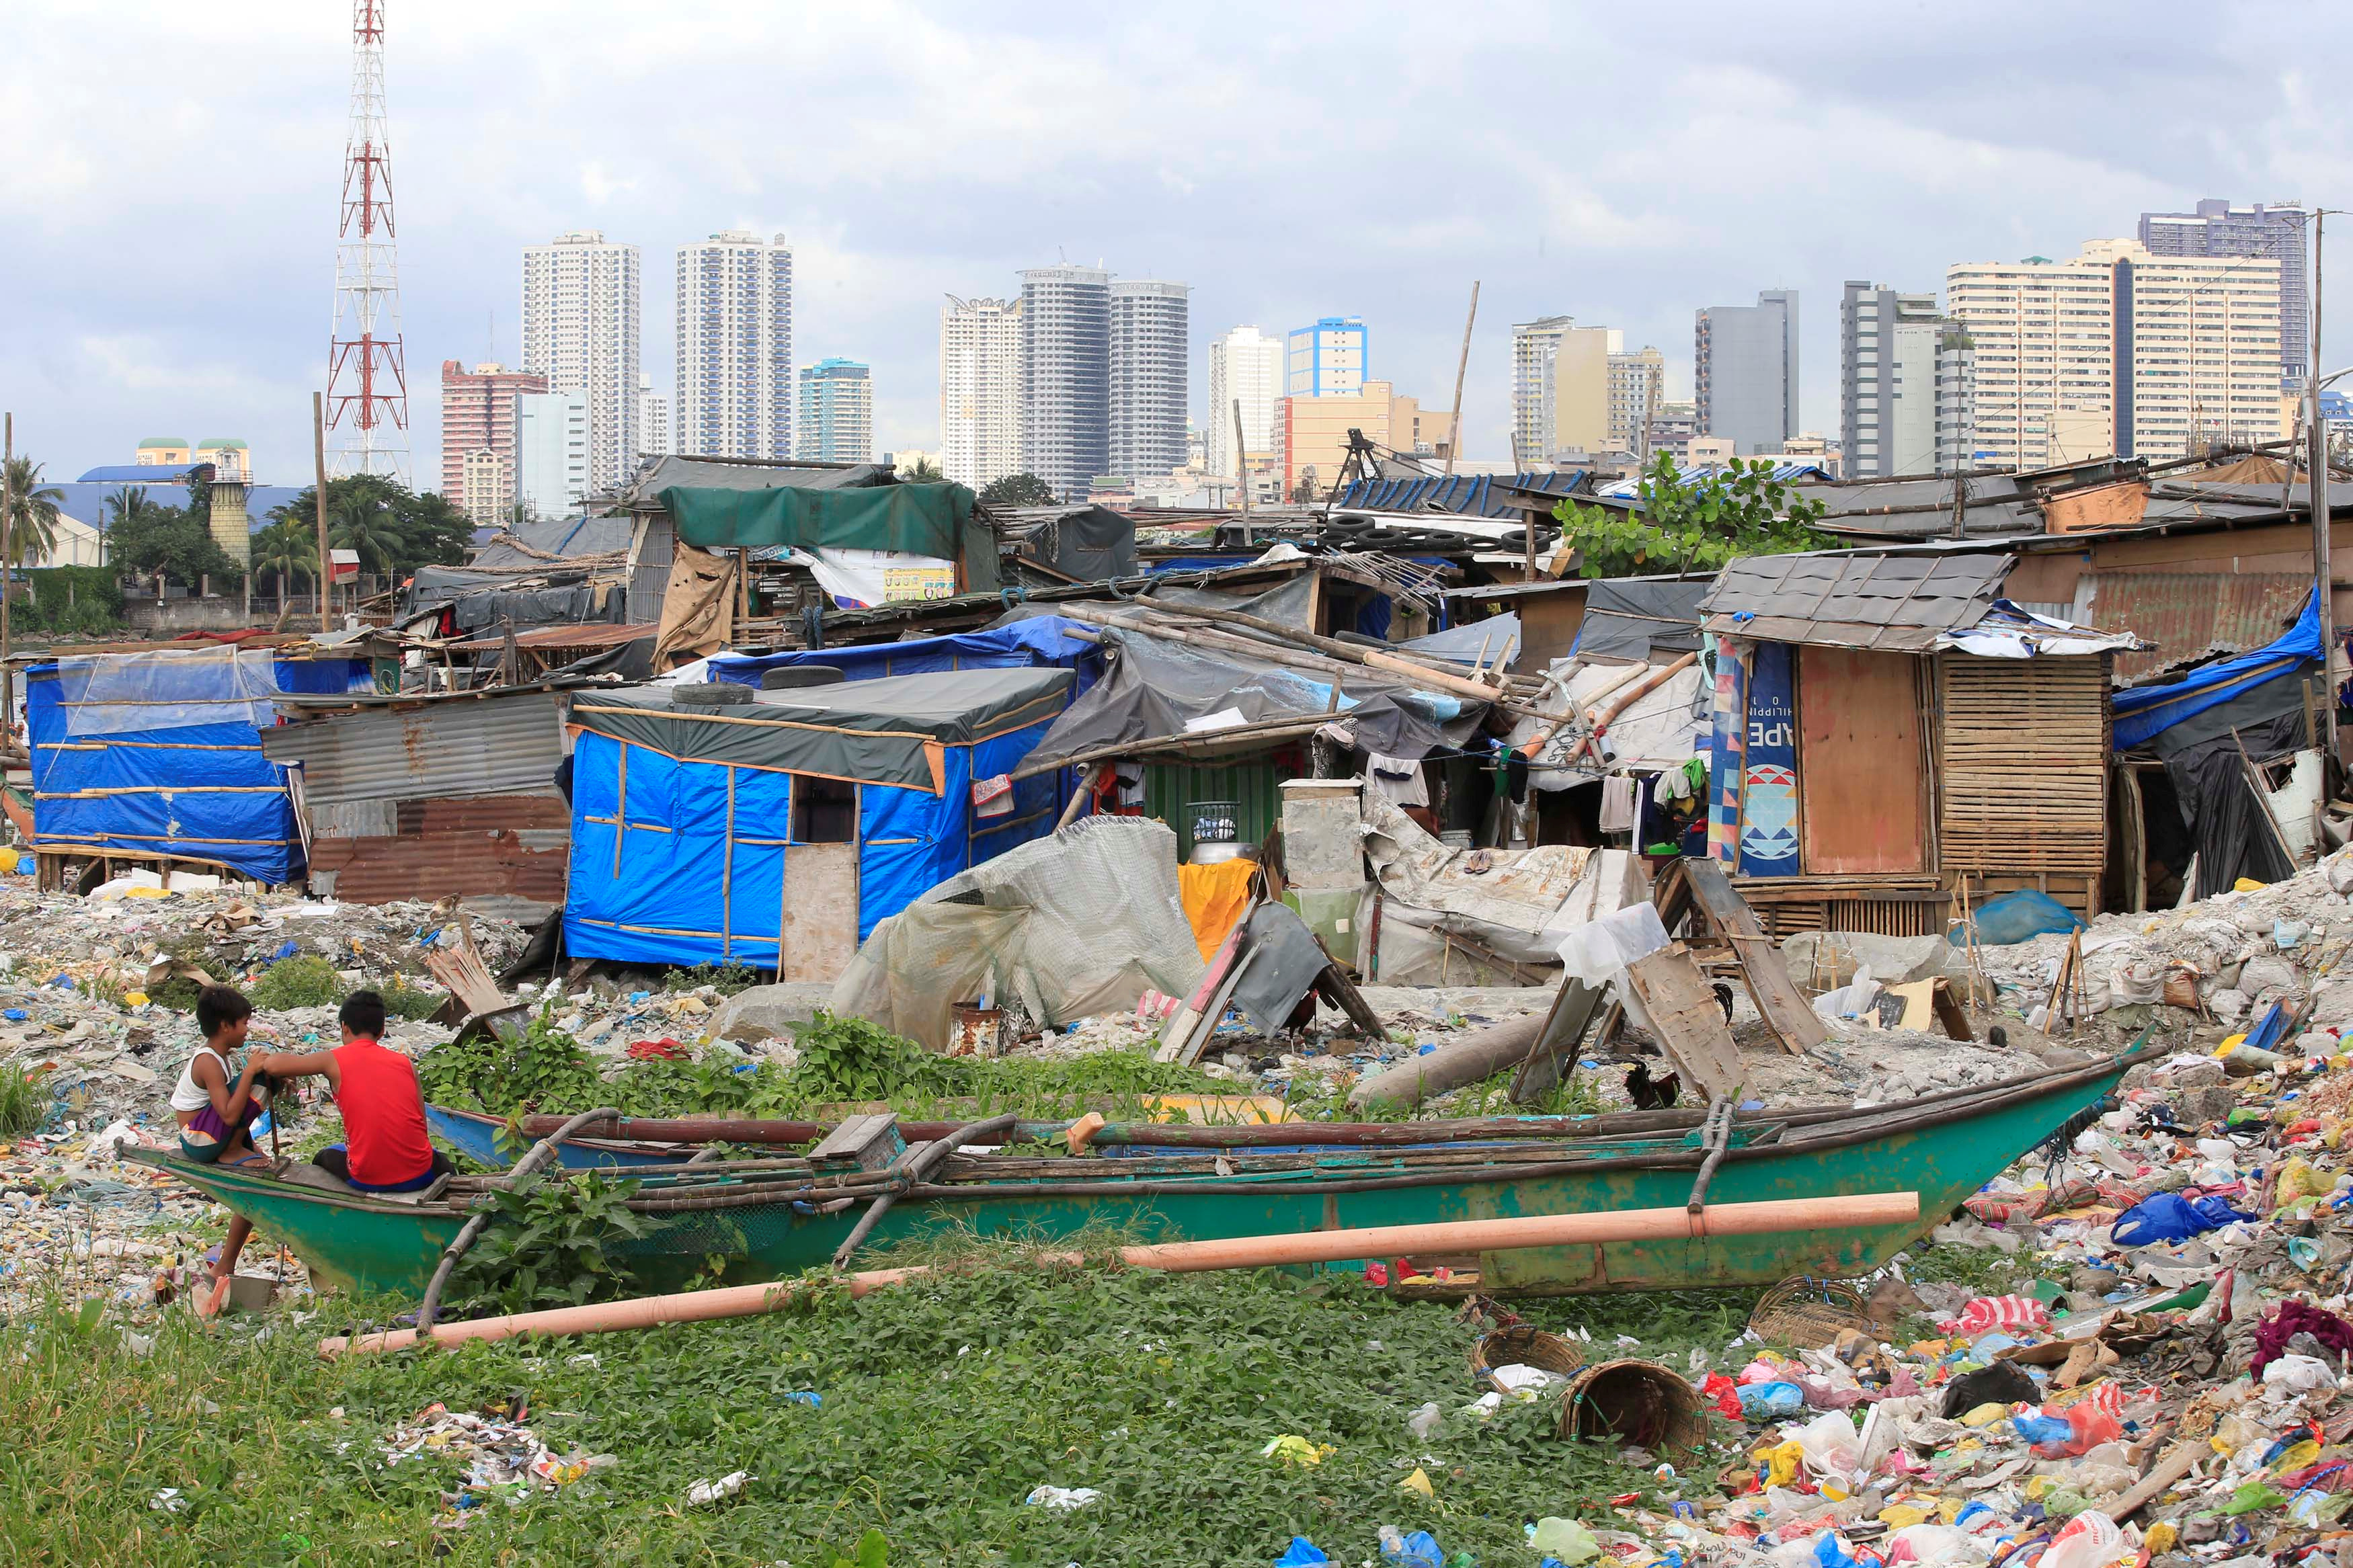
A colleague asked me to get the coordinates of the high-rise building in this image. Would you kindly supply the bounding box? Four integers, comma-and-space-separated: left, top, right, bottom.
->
516, 389, 590, 520
460, 450, 507, 530
1108, 280, 1190, 481
1607, 347, 1665, 457
1207, 325, 1284, 479
1511, 317, 1577, 464
1694, 289, 1800, 456
1274, 380, 1446, 498
1646, 401, 1699, 465
520, 231, 640, 497
940, 294, 1024, 489
674, 230, 794, 464
637, 372, 670, 463
2140, 198, 2309, 384
1839, 283, 1952, 477
1287, 316, 1367, 398
1936, 325, 1979, 475
438, 359, 545, 511
795, 358, 874, 462
1946, 239, 2284, 468
1019, 266, 1111, 501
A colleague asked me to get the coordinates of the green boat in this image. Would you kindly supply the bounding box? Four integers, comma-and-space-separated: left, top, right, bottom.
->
126, 1047, 2137, 1298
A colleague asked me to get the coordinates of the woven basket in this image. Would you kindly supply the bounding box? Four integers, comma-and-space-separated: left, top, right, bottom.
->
1556, 1358, 1708, 1453
1470, 1325, 1585, 1395
1747, 1276, 1871, 1346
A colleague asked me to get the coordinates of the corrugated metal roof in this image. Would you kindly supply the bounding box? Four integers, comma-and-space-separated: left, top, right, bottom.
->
1595, 461, 1830, 501
2085, 570, 2313, 682
1700, 551, 2013, 651
1328, 469, 1585, 518
261, 690, 567, 804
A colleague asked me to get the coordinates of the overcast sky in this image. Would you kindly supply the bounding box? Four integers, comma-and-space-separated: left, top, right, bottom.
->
5, 0, 2350, 489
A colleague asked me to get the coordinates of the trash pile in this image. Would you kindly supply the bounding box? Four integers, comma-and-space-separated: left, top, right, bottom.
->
371, 1398, 614, 1529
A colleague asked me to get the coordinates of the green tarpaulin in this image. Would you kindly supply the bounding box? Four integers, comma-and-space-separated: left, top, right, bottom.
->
660, 482, 999, 594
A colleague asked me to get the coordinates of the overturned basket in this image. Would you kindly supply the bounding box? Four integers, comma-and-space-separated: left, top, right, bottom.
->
1557, 1358, 1709, 1453
1747, 1276, 1872, 1346
1470, 1325, 1586, 1396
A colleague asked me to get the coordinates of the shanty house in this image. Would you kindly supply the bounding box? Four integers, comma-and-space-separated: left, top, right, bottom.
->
561, 667, 1074, 974
28, 646, 374, 887
1698, 549, 2137, 935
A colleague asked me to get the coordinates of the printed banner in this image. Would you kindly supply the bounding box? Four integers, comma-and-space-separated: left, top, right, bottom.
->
1707, 638, 1748, 864
1738, 640, 1800, 877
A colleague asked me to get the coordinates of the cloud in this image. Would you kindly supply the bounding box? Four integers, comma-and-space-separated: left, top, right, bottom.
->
5, 0, 2352, 481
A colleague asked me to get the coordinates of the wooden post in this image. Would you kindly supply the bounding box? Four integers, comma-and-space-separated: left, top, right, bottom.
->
311, 392, 331, 632
1443, 282, 1479, 479
1, 412, 13, 753
1231, 397, 1254, 548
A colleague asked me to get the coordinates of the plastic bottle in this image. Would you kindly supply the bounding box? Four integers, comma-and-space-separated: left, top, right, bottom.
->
2035, 1510, 2124, 1568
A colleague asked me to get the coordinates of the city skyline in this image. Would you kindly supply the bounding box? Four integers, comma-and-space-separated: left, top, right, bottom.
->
7, 3, 2350, 487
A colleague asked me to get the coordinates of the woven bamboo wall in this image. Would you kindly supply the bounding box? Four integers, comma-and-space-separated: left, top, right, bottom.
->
1936, 653, 2110, 878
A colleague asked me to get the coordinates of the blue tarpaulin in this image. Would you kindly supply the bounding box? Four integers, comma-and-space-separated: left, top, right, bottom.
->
26, 655, 371, 884
2112, 588, 2320, 750
706, 617, 1101, 692
562, 667, 1074, 966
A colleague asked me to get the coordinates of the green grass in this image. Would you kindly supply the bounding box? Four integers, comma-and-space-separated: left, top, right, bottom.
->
0, 1260, 1740, 1566
0, 1063, 51, 1134
248, 956, 345, 1012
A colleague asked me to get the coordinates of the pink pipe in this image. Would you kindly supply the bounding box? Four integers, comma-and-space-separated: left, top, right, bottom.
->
320, 1190, 1917, 1357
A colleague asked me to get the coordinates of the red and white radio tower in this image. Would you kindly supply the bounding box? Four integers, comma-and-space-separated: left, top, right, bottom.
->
325, 0, 409, 483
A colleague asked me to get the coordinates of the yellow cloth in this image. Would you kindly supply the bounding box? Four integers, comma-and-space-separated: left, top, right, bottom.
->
1177, 859, 1259, 962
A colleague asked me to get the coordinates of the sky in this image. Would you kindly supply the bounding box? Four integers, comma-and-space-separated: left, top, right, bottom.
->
5, 0, 2352, 491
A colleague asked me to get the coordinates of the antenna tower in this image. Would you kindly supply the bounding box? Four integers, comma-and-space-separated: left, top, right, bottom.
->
325, 0, 409, 483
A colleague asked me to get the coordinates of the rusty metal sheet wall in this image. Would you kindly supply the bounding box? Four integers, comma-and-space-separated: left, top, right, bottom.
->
307, 794, 569, 913
262, 692, 567, 804
2086, 570, 2310, 682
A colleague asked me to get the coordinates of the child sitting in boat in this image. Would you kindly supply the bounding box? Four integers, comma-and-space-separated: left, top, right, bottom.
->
251, 989, 452, 1195
171, 986, 270, 1167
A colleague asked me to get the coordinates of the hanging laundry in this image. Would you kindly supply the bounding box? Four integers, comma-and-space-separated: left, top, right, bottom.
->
1362, 752, 1429, 809
1599, 774, 1640, 833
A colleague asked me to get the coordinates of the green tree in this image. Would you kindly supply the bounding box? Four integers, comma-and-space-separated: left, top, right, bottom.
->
1551, 452, 1831, 578
108, 497, 244, 591
2, 456, 63, 568
978, 472, 1053, 508
249, 515, 320, 596
897, 456, 945, 484
268, 475, 472, 575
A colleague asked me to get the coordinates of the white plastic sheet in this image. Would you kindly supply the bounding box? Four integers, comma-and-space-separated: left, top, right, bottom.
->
1553, 902, 1669, 988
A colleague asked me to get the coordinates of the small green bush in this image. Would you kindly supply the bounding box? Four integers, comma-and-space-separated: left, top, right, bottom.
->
247, 954, 343, 1010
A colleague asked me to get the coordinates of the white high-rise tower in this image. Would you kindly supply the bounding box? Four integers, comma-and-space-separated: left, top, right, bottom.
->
1207, 326, 1283, 479
940, 295, 1025, 489
521, 231, 640, 497
675, 231, 795, 463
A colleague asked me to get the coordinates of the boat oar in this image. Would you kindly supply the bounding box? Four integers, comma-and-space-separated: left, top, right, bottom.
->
414, 1106, 620, 1340
323, 1189, 1919, 1358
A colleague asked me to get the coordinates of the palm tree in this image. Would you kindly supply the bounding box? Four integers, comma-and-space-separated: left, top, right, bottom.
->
329, 495, 403, 575
2, 457, 63, 568
249, 517, 319, 597
898, 457, 945, 483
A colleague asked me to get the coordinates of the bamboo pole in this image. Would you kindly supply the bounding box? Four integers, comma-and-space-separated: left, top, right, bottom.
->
321, 1190, 1919, 1356
311, 393, 332, 633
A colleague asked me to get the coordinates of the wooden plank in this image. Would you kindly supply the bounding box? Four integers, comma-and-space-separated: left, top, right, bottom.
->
782, 842, 859, 985
1507, 978, 1606, 1104
1798, 647, 1926, 873
1672, 857, 1829, 1053
1930, 978, 1975, 1042
1622, 944, 1744, 1103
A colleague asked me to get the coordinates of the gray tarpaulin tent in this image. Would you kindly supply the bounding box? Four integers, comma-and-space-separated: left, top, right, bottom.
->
1014, 626, 1488, 774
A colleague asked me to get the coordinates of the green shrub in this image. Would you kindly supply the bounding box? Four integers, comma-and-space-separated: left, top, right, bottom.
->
0, 1064, 51, 1134
247, 954, 343, 1010
416, 1006, 601, 1116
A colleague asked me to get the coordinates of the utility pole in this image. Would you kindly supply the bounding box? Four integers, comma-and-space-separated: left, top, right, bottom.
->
1231, 397, 1254, 548
313, 392, 333, 632
2315, 212, 2335, 765
1443, 282, 1480, 479
1, 413, 12, 753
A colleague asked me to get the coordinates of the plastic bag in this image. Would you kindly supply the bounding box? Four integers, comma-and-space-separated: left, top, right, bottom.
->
1275, 1540, 1330, 1567
1948, 1294, 2050, 1335
2111, 1190, 2256, 1245
1554, 902, 1670, 986
1884, 1524, 1991, 1565
2035, 1510, 2123, 1568
1790, 1409, 1862, 1475
2030, 1403, 2122, 1458
1958, 889, 2083, 946
2264, 1353, 2338, 1391
1527, 1518, 1599, 1564
1378, 1527, 1443, 1567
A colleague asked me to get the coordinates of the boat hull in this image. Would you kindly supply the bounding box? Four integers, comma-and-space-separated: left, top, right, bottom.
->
427, 1105, 686, 1171
137, 1051, 2130, 1299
